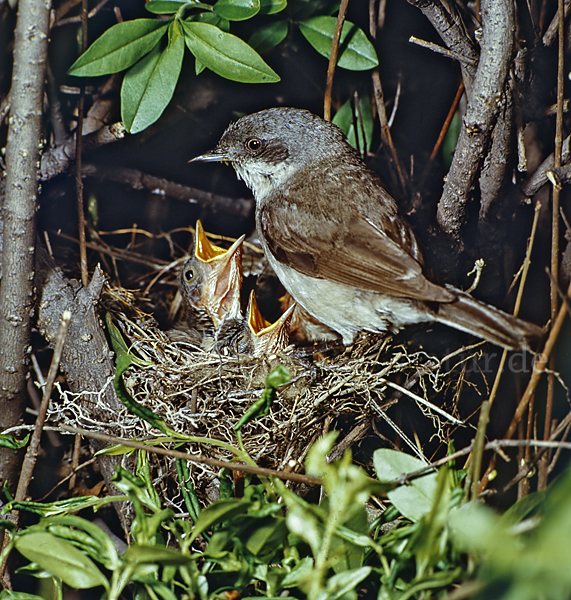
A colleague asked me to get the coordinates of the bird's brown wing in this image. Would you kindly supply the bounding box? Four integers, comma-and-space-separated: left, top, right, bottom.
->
259, 202, 454, 303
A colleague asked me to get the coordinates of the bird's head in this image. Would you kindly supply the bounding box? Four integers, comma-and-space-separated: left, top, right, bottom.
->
191, 108, 349, 198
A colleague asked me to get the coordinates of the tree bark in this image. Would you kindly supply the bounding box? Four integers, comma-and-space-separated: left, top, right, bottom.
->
435, 0, 515, 238
0, 0, 50, 488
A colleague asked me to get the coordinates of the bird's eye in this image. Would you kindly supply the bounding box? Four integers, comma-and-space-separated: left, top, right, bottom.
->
246, 138, 262, 152
184, 268, 194, 282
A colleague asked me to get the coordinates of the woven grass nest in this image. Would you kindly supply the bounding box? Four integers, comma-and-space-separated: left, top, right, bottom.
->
48, 234, 481, 512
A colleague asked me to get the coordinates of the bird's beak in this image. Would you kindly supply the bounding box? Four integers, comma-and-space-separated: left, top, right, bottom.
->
193, 221, 245, 325
247, 291, 295, 356
189, 148, 229, 163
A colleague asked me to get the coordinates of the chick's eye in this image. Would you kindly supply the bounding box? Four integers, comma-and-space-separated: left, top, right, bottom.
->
184, 268, 194, 282
246, 138, 262, 152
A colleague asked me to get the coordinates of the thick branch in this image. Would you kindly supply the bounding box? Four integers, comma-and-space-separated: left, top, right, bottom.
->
435, 0, 515, 238
0, 0, 50, 403
405, 0, 478, 92
521, 134, 571, 198
82, 163, 255, 222
36, 249, 133, 531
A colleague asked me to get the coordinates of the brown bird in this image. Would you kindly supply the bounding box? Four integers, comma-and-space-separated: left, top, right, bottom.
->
280, 292, 339, 343
192, 108, 543, 350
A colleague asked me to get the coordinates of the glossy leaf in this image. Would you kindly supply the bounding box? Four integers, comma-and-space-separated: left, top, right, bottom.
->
248, 20, 288, 53
259, 0, 286, 14
298, 16, 378, 71
188, 10, 231, 31
214, 0, 260, 21
145, 0, 188, 14
122, 26, 185, 134
332, 96, 374, 153
182, 21, 280, 83
68, 19, 169, 77
374, 449, 437, 522
323, 566, 372, 599
15, 532, 108, 590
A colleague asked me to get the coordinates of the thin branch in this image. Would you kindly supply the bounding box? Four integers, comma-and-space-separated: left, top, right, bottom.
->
539, 0, 566, 491
419, 80, 465, 189
371, 70, 407, 195
75, 0, 89, 287
480, 280, 571, 492
14, 312, 71, 515
58, 424, 323, 486
408, 36, 478, 66
542, 0, 571, 46
324, 0, 349, 121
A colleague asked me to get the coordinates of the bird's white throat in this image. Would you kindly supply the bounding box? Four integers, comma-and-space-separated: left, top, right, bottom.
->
233, 159, 299, 200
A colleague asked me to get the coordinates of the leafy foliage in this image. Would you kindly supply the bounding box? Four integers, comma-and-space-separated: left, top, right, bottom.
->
4, 427, 570, 600
68, 0, 379, 133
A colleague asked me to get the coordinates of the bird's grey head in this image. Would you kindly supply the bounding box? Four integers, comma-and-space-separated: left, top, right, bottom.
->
192, 108, 350, 199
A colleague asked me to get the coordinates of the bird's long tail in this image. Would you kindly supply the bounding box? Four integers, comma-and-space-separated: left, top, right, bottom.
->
433, 285, 544, 351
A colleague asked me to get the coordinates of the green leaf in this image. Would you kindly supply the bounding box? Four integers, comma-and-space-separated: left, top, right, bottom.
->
122, 24, 185, 134
298, 16, 378, 71
3, 494, 127, 517
0, 433, 29, 449
189, 499, 251, 542
0, 592, 45, 600
112, 467, 165, 513
145, 0, 189, 14
442, 111, 461, 168
235, 365, 290, 431
286, 504, 323, 557
68, 19, 170, 77
499, 491, 545, 528
106, 315, 175, 434
214, 0, 260, 21
248, 20, 288, 53
259, 0, 287, 15
187, 10, 230, 31
95, 443, 136, 456
332, 96, 374, 152
324, 566, 372, 600
46, 515, 120, 571
124, 545, 193, 565
245, 517, 288, 556
281, 556, 314, 588
182, 21, 280, 83
176, 459, 201, 523
15, 532, 108, 590
373, 449, 437, 522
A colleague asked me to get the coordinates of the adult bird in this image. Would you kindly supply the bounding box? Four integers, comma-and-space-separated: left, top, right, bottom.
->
192, 108, 543, 350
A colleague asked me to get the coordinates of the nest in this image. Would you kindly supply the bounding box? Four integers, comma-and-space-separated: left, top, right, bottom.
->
48, 275, 482, 514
